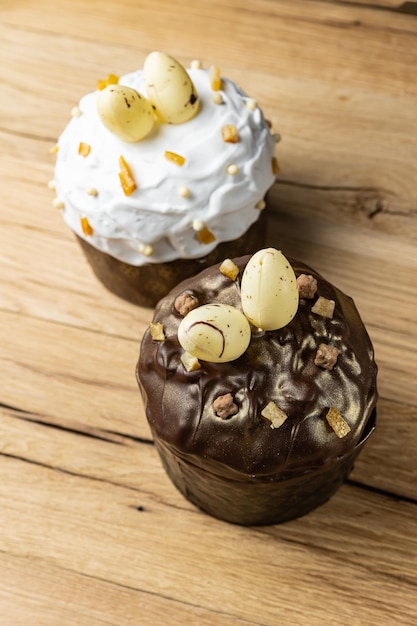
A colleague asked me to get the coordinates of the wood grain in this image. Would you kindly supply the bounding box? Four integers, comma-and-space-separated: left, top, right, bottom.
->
1, 1, 417, 624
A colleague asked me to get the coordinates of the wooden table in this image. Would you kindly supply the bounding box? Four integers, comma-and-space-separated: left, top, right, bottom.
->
1, 1, 416, 624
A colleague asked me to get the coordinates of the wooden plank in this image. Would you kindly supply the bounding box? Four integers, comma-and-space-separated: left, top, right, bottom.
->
349, 397, 417, 501
1, 451, 416, 626
0, 310, 145, 438
0, 410, 158, 493
1, 1, 417, 623
0, 553, 254, 626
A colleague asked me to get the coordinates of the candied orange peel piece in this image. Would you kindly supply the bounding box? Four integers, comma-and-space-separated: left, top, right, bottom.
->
149, 322, 165, 341
80, 216, 93, 236
219, 259, 239, 281
193, 220, 216, 245
272, 156, 280, 175
197, 226, 216, 245
78, 142, 91, 157
181, 351, 201, 372
164, 151, 186, 166
97, 73, 119, 90
209, 65, 222, 91
118, 155, 137, 196
221, 125, 239, 144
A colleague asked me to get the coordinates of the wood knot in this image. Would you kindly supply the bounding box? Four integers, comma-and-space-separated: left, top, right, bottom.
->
355, 189, 393, 219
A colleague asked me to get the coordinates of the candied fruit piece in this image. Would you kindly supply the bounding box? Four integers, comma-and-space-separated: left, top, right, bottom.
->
221, 125, 239, 143
261, 402, 288, 429
197, 228, 216, 244
192, 220, 216, 245
181, 352, 201, 372
149, 322, 165, 341
311, 296, 335, 319
80, 216, 93, 236
97, 73, 119, 90
272, 156, 280, 175
219, 259, 239, 281
164, 151, 186, 166
325, 407, 351, 438
209, 65, 222, 91
118, 155, 137, 196
78, 142, 91, 157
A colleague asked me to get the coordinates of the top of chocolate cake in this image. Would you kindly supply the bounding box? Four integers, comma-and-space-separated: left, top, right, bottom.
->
137, 249, 377, 480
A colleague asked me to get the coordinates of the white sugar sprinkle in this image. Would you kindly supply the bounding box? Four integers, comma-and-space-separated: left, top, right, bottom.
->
178, 186, 191, 198
245, 99, 257, 111
52, 197, 65, 209
192, 219, 205, 231
212, 93, 223, 105
226, 164, 239, 175
139, 244, 154, 257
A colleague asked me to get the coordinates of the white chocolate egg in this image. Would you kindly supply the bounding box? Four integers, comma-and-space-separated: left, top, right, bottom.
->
97, 84, 154, 142
144, 51, 199, 124
241, 248, 299, 330
178, 303, 251, 363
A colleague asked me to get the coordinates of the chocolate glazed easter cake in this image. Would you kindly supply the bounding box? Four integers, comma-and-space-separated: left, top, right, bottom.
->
137, 249, 377, 525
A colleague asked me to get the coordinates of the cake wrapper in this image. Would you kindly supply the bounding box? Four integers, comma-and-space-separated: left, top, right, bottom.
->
151, 409, 376, 526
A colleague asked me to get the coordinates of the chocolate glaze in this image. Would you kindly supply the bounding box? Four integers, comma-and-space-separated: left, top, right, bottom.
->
137, 255, 377, 523
138, 255, 377, 475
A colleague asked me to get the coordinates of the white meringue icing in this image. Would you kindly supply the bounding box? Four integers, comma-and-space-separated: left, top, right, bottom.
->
54, 65, 276, 266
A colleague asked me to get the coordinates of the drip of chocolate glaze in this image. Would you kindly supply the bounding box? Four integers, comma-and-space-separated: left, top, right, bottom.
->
137, 256, 377, 481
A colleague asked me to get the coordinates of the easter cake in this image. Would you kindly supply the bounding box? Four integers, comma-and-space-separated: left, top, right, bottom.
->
51, 52, 278, 307
137, 248, 377, 525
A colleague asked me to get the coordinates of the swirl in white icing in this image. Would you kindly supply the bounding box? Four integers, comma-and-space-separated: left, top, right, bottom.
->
54, 66, 276, 265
